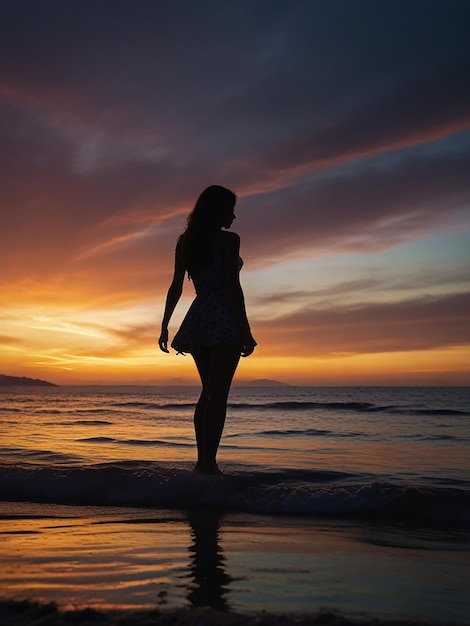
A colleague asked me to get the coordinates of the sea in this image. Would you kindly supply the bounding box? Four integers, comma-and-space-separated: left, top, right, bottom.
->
0, 385, 469, 621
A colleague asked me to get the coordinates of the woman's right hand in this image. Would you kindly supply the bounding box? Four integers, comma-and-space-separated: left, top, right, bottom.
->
241, 332, 257, 357
159, 328, 169, 353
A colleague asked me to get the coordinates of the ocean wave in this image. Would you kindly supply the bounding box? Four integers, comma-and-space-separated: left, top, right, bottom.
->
67, 408, 118, 415
24, 408, 117, 416
57, 420, 113, 426
105, 400, 470, 416
0, 462, 468, 525
0, 448, 81, 464
76, 436, 193, 447
110, 400, 384, 412
259, 428, 332, 436
397, 433, 463, 442
405, 408, 470, 416
237, 428, 363, 439
251, 402, 470, 417
231, 401, 379, 412
111, 401, 195, 409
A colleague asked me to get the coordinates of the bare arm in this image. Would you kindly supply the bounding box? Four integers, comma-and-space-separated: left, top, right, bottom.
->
223, 232, 257, 357
159, 247, 186, 353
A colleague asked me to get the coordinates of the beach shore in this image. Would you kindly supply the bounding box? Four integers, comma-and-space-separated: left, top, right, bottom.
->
1, 387, 468, 626
0, 600, 458, 626
1, 502, 468, 625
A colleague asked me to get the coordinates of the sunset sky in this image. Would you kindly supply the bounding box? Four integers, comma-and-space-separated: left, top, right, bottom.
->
1, 0, 469, 386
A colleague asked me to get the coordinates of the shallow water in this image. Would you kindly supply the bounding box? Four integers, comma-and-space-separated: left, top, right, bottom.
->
1, 386, 469, 521
1, 502, 468, 622
0, 386, 469, 620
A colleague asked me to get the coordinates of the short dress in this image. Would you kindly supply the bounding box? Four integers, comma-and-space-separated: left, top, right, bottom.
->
171, 254, 243, 354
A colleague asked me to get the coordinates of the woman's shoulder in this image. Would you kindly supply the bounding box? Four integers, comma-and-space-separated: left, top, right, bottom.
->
218, 230, 240, 249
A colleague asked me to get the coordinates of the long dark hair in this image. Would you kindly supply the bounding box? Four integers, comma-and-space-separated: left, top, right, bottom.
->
177, 185, 237, 277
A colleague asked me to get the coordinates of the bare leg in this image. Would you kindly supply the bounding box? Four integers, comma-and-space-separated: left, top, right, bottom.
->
192, 352, 210, 466
192, 344, 240, 473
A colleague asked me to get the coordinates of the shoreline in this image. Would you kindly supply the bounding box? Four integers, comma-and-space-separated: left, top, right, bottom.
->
1, 387, 468, 625
1, 502, 468, 624
0, 600, 460, 626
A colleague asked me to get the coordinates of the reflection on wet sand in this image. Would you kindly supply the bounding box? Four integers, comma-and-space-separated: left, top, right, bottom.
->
187, 510, 233, 611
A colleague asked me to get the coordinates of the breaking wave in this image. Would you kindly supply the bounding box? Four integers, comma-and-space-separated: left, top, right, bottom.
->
0, 462, 468, 525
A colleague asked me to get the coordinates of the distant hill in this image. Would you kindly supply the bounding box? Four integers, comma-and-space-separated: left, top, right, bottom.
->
155, 378, 290, 387
239, 379, 291, 387
0, 374, 57, 387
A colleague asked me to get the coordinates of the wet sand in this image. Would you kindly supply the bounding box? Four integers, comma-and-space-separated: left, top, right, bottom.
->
1, 598, 461, 626
1, 502, 468, 624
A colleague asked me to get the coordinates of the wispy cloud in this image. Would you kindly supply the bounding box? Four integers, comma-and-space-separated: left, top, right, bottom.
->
1, 1, 469, 383
255, 292, 470, 357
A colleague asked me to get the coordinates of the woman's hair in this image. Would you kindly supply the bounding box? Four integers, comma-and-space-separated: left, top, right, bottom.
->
177, 185, 237, 277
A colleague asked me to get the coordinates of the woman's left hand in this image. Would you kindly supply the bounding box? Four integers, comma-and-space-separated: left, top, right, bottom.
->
241, 333, 257, 357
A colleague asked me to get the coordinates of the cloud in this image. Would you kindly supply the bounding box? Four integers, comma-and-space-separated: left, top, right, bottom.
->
254, 292, 470, 357
1, 2, 469, 384
238, 143, 470, 263
64, 323, 157, 360
2, 2, 469, 285
2, 2, 469, 167
254, 267, 470, 308
0, 334, 21, 345
261, 57, 470, 177
2, 84, 468, 308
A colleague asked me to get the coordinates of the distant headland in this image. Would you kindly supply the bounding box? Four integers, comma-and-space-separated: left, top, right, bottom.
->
160, 377, 291, 387
0, 374, 57, 387
240, 379, 291, 387
0, 375, 290, 387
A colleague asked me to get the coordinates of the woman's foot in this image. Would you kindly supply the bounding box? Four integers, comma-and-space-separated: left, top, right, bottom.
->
194, 461, 223, 475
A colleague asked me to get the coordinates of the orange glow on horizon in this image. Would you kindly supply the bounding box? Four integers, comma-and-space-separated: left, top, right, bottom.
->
2, 329, 469, 386
1, 261, 469, 387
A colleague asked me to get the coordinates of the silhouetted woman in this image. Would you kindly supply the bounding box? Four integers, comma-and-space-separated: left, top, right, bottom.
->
159, 186, 256, 474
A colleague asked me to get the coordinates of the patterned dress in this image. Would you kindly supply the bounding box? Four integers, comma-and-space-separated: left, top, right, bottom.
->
171, 255, 243, 354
